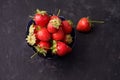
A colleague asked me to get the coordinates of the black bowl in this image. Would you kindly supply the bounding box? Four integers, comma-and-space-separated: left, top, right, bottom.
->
26, 16, 76, 59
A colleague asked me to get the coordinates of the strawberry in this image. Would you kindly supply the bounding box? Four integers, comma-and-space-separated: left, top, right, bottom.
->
51, 40, 72, 56
47, 16, 62, 33
33, 9, 50, 27
35, 39, 40, 45
52, 27, 65, 41
33, 25, 41, 44
38, 41, 50, 50
76, 17, 104, 32
36, 27, 51, 41
63, 34, 73, 44
33, 41, 50, 57
62, 20, 73, 33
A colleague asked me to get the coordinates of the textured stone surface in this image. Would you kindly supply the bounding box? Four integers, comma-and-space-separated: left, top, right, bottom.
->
0, 0, 120, 80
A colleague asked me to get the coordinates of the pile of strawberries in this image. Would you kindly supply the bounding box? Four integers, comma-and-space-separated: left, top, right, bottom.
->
26, 9, 74, 58
26, 9, 104, 58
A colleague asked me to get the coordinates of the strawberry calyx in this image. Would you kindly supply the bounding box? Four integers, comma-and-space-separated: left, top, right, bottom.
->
26, 34, 36, 46
65, 34, 73, 44
33, 45, 47, 57
35, 25, 41, 31
36, 9, 47, 15
50, 19, 61, 29
29, 23, 35, 34
26, 24, 36, 46
67, 20, 73, 26
51, 40, 57, 54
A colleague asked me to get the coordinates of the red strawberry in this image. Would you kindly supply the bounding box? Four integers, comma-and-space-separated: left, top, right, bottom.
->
35, 39, 40, 45
62, 20, 73, 33
33, 41, 50, 56
36, 27, 51, 41
38, 41, 50, 50
34, 25, 41, 44
47, 17, 62, 33
52, 40, 72, 56
33, 9, 50, 27
76, 17, 104, 32
63, 34, 73, 44
76, 17, 91, 32
52, 27, 65, 41
31, 41, 50, 58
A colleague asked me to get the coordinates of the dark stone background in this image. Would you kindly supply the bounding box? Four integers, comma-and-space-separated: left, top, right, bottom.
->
0, 0, 120, 80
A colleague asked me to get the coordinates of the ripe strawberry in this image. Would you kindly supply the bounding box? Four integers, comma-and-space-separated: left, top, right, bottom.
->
76, 17, 104, 32
33, 9, 50, 27
52, 27, 65, 41
63, 34, 73, 44
35, 39, 40, 45
33, 41, 50, 57
62, 20, 73, 33
36, 27, 51, 41
38, 41, 50, 50
47, 17, 62, 33
52, 40, 72, 56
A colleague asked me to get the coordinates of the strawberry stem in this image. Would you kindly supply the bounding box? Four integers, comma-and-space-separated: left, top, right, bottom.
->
57, 9, 61, 16
89, 20, 104, 23
30, 52, 38, 59
36, 9, 40, 13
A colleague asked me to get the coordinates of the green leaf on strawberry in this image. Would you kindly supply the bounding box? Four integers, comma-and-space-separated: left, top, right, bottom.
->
30, 45, 47, 59
50, 18, 61, 29
34, 46, 47, 56
51, 40, 57, 54
36, 9, 47, 15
